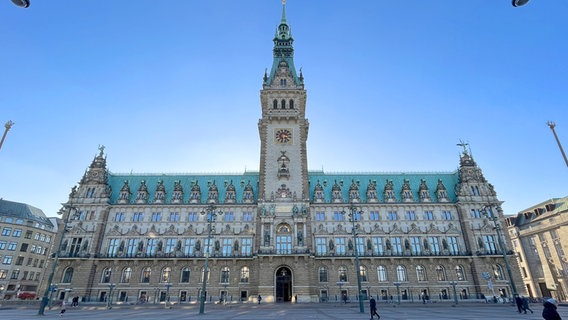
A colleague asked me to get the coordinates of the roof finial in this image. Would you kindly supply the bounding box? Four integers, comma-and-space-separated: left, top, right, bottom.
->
281, 0, 287, 23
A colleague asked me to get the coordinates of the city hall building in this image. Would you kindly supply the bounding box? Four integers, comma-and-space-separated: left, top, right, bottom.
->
48, 3, 523, 305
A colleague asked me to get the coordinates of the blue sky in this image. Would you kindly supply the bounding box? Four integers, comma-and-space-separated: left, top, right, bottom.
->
0, 0, 567, 217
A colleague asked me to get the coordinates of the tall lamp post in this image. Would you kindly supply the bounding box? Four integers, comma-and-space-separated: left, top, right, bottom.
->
547, 121, 568, 168
107, 283, 116, 309
481, 205, 518, 298
38, 204, 77, 316
164, 283, 172, 309
199, 204, 223, 314
393, 282, 402, 304
449, 281, 458, 305
346, 202, 364, 313
0, 120, 14, 152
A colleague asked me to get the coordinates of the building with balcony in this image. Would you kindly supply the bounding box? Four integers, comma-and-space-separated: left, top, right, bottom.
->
0, 199, 55, 300
45, 2, 524, 305
508, 196, 568, 301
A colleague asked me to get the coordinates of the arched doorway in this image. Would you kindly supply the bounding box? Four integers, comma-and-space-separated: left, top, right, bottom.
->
275, 267, 292, 302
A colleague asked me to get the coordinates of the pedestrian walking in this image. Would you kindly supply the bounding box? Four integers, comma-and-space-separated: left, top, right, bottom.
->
369, 296, 380, 320
521, 296, 533, 314
515, 295, 524, 313
59, 300, 66, 317
542, 298, 562, 320
258, 294, 262, 304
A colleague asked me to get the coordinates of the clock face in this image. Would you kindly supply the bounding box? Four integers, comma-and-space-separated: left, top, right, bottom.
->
275, 128, 292, 144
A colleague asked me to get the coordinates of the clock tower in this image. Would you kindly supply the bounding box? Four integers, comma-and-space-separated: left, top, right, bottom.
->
258, 1, 309, 204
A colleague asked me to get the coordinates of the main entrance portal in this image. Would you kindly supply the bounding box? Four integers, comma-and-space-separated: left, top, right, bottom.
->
275, 267, 292, 302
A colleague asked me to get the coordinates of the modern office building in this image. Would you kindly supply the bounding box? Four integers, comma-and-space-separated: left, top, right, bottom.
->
508, 196, 568, 301
0, 199, 55, 300
46, 2, 524, 305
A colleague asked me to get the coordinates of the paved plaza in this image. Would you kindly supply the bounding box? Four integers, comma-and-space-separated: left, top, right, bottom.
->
0, 301, 565, 320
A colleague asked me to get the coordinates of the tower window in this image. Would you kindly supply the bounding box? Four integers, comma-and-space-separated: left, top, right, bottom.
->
280, 79, 286, 86
273, 99, 278, 109
289, 99, 294, 109
281, 99, 286, 109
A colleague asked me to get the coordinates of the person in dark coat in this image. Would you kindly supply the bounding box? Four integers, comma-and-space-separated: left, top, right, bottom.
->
542, 298, 562, 320
369, 296, 380, 320
522, 296, 533, 314
515, 295, 524, 313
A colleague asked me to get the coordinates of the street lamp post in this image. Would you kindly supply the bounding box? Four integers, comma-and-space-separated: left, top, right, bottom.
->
481, 205, 518, 298
107, 283, 116, 309
0, 120, 14, 152
47, 284, 58, 309
346, 203, 365, 313
164, 283, 172, 309
393, 282, 402, 304
199, 204, 223, 314
38, 204, 77, 316
223, 283, 228, 305
449, 281, 458, 305
337, 281, 345, 303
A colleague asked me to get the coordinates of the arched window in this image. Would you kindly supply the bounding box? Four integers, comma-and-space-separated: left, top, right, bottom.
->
220, 267, 230, 283
161, 267, 171, 283
62, 267, 74, 283
101, 268, 112, 283
273, 99, 278, 109
455, 265, 466, 281
493, 264, 504, 280
181, 267, 190, 283
289, 99, 294, 109
141, 267, 151, 283
359, 266, 368, 282
319, 266, 328, 283
240, 267, 249, 283
396, 265, 407, 282
338, 266, 348, 282
276, 224, 292, 254
416, 265, 427, 281
377, 265, 387, 282
435, 265, 446, 281
281, 99, 286, 109
121, 267, 132, 283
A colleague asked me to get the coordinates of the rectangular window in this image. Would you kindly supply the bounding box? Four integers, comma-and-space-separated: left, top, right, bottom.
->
424, 211, 434, 220
165, 238, 176, 253
188, 212, 198, 222
369, 211, 380, 221
133, 212, 144, 222
372, 237, 384, 255
242, 212, 253, 222
483, 235, 497, 254
147, 239, 157, 256
333, 211, 344, 221
405, 211, 416, 220
356, 238, 365, 254
276, 235, 292, 254
316, 238, 327, 255
151, 212, 162, 222
204, 238, 213, 255
12, 229, 22, 237
442, 210, 452, 220
15, 256, 24, 265
184, 238, 195, 256
222, 238, 233, 256
428, 237, 440, 254
2, 256, 12, 265
108, 238, 119, 256
470, 209, 482, 219
387, 211, 398, 221
0, 241, 6, 250
241, 238, 252, 256
447, 236, 459, 255
224, 212, 235, 222
25, 231, 32, 239
127, 238, 138, 256
315, 211, 326, 221
352, 211, 361, 221
19, 243, 28, 252
391, 237, 402, 255
114, 212, 125, 222
10, 269, 19, 279
335, 237, 346, 255
169, 212, 180, 222
410, 237, 421, 255
1, 227, 11, 236
7, 242, 17, 251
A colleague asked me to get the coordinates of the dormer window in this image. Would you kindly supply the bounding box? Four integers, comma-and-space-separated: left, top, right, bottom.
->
280, 79, 286, 86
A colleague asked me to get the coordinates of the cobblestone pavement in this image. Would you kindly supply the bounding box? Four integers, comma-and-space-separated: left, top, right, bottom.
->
0, 302, 564, 320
